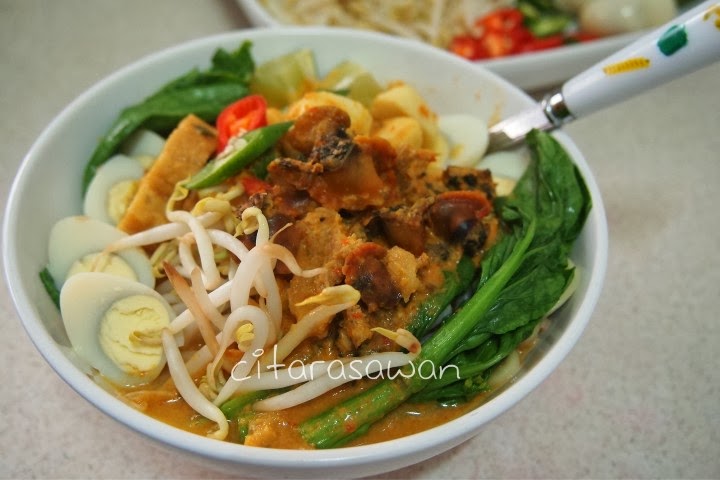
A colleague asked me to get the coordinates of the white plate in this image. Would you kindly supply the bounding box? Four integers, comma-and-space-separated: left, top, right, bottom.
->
237, 0, 700, 91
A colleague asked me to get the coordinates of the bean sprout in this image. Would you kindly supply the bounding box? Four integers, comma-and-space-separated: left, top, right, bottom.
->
105, 212, 221, 252
208, 305, 270, 396
258, 298, 358, 369
137, 204, 418, 432
162, 330, 228, 439
259, 0, 513, 47
189, 267, 225, 330
166, 210, 222, 289
169, 280, 232, 333
253, 351, 417, 411
164, 263, 220, 355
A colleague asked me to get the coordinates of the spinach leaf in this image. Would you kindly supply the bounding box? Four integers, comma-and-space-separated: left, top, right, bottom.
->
417, 130, 590, 400
412, 320, 539, 403
504, 129, 591, 246
81, 41, 255, 194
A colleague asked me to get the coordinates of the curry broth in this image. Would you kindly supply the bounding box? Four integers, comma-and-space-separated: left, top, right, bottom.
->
119, 327, 543, 447
123, 377, 488, 448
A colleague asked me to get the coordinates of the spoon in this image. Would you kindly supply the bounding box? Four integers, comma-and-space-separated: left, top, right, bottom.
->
486, 0, 720, 153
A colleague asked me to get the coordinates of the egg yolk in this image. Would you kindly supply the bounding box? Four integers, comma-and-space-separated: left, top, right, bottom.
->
107, 179, 139, 224
99, 294, 170, 377
66, 252, 137, 281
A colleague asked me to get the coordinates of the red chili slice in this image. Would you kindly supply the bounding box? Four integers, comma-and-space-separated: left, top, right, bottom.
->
216, 94, 268, 153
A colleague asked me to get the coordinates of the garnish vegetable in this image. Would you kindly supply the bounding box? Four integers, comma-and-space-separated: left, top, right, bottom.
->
81, 42, 255, 194
215, 94, 268, 153
183, 121, 294, 190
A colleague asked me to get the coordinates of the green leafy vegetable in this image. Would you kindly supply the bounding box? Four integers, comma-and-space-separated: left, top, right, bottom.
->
39, 267, 60, 309
82, 41, 255, 194
298, 129, 591, 447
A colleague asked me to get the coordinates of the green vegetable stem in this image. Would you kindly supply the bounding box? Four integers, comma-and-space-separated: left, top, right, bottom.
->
298, 129, 592, 448
81, 41, 255, 195
406, 255, 476, 339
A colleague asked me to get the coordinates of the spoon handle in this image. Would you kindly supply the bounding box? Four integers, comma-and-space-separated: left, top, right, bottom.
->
552, 0, 720, 123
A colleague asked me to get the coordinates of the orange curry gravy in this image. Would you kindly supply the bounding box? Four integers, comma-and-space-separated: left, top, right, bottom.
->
120, 374, 489, 448
117, 104, 505, 448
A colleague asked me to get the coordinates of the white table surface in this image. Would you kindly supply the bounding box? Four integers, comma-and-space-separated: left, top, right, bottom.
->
1, 1, 719, 478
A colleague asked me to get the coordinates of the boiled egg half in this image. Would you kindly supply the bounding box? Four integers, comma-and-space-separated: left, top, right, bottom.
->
438, 114, 489, 168
84, 130, 165, 226
47, 216, 154, 289
477, 150, 530, 196
121, 128, 165, 164
83, 154, 144, 226
60, 272, 174, 386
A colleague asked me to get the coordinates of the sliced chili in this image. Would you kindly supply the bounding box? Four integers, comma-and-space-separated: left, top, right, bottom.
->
449, 7, 599, 61
216, 94, 268, 153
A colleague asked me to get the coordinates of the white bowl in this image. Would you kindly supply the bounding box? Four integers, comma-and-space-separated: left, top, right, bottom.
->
2, 27, 607, 478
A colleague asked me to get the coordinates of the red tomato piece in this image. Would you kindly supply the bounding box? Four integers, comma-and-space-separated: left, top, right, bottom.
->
216, 94, 268, 153
469, 8, 534, 59
449, 7, 580, 60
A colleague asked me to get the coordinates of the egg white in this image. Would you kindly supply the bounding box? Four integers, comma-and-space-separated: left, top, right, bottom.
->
438, 114, 489, 168
477, 150, 530, 196
47, 215, 154, 288
83, 154, 144, 225
121, 128, 165, 160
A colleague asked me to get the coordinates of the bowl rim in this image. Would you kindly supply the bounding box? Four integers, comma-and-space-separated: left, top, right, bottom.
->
2, 26, 608, 472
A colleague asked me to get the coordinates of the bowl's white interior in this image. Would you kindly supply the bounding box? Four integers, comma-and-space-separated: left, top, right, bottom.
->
2, 27, 607, 478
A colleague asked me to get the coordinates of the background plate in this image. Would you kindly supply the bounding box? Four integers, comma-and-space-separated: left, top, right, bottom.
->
237, 0, 698, 91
